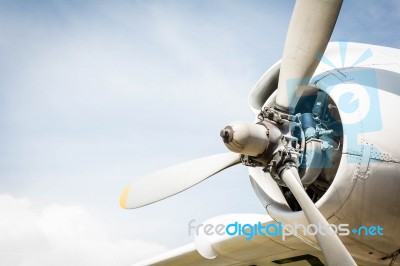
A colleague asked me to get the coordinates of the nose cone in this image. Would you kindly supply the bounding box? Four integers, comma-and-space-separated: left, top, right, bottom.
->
220, 126, 233, 143
220, 121, 269, 157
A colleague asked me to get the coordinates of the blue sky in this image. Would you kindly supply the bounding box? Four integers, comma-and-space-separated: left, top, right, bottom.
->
0, 0, 399, 265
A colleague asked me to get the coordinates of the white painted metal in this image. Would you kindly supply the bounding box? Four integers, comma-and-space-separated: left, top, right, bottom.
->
281, 167, 357, 266
120, 153, 240, 209
272, 0, 343, 112
221, 121, 269, 156
252, 42, 400, 263
132, 213, 326, 266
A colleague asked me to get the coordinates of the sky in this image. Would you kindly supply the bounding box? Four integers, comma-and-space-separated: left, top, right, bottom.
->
0, 0, 399, 265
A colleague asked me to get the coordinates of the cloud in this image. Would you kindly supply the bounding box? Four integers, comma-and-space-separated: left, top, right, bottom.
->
0, 2, 275, 251
0, 0, 278, 225
0, 194, 167, 266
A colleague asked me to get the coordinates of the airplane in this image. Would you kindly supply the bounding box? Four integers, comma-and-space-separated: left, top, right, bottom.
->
119, 0, 400, 265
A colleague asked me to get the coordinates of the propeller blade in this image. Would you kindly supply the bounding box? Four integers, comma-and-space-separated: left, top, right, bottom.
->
280, 167, 356, 266
120, 153, 241, 209
274, 0, 343, 113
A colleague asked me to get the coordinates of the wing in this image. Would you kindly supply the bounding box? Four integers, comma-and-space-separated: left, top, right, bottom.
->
133, 213, 326, 266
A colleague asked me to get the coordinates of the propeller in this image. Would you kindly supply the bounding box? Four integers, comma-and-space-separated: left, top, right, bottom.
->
280, 167, 356, 265
273, 0, 343, 113
121, 0, 356, 265
120, 153, 240, 209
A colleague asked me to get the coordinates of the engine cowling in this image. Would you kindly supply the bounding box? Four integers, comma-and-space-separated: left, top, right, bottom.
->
249, 42, 400, 259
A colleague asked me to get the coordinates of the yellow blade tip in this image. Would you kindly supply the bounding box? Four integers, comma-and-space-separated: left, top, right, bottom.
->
120, 185, 131, 209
